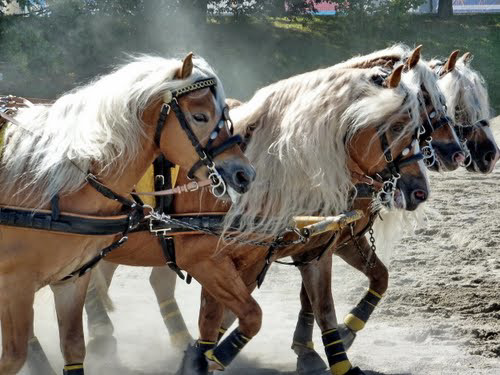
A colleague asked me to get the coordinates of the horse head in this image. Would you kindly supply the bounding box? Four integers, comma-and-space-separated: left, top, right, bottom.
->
431, 51, 499, 174
348, 65, 429, 211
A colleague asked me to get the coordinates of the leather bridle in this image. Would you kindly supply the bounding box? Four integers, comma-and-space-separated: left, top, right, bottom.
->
153, 78, 242, 198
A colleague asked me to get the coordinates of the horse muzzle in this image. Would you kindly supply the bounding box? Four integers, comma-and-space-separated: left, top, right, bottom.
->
429, 140, 465, 172
397, 174, 429, 211
215, 160, 256, 195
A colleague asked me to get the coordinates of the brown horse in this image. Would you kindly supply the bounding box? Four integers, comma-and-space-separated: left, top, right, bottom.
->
83, 44, 466, 365
280, 48, 500, 375
0, 53, 255, 375
77, 48, 499, 374
29, 46, 456, 375
24, 60, 428, 373
430, 50, 500, 172
72, 62, 428, 375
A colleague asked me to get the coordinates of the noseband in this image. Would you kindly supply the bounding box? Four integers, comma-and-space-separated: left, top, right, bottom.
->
154, 78, 243, 197
455, 119, 489, 166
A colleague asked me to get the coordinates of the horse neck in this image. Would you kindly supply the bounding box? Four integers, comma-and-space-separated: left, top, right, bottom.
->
58, 124, 158, 216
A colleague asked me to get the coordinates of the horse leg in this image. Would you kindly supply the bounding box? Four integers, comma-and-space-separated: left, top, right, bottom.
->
50, 273, 91, 375
26, 318, 57, 375
300, 254, 364, 375
178, 258, 262, 374
177, 287, 224, 374
85, 261, 118, 338
217, 309, 237, 341
149, 266, 193, 349
291, 281, 328, 374
0, 282, 35, 375
335, 238, 388, 350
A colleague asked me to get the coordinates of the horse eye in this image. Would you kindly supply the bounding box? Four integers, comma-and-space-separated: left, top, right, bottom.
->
193, 113, 209, 123
392, 124, 405, 133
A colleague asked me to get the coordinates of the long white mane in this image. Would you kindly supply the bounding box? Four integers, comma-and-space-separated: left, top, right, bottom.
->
340, 44, 448, 118
224, 65, 421, 239
429, 55, 491, 124
0, 55, 224, 206
340, 45, 448, 259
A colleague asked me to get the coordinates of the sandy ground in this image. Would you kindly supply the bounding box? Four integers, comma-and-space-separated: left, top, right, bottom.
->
13, 119, 500, 374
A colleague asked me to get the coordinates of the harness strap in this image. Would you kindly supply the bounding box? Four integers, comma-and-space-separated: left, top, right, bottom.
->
61, 236, 129, 281
86, 174, 136, 208
51, 194, 61, 221
187, 134, 243, 179
153, 155, 174, 213
0, 206, 131, 235
276, 231, 338, 268
134, 179, 212, 196
158, 234, 186, 280
256, 240, 280, 288
154, 103, 171, 147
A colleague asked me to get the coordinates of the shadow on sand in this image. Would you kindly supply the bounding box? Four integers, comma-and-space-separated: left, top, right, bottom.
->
82, 336, 412, 375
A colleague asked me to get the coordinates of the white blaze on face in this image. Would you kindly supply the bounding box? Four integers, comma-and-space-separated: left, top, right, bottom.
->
227, 186, 241, 203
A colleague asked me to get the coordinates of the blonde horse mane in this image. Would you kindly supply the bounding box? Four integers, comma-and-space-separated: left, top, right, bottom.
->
224, 65, 421, 240
340, 44, 448, 119
429, 55, 491, 124
0, 55, 225, 207
340, 45, 450, 257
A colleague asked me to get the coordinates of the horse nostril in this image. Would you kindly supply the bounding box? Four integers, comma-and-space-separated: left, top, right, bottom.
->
453, 152, 465, 164
412, 189, 428, 203
484, 151, 495, 163
234, 170, 250, 186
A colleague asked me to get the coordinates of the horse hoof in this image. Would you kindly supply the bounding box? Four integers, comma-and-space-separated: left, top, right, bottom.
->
296, 350, 328, 375
87, 335, 118, 357
176, 344, 209, 375
338, 323, 357, 350
346, 366, 366, 375
26, 338, 57, 375
88, 321, 114, 338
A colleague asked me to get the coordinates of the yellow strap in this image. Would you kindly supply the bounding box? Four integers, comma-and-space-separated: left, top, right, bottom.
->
322, 328, 338, 335
163, 311, 182, 320
198, 340, 216, 345
368, 289, 383, 299
330, 360, 352, 375
324, 339, 343, 347
64, 364, 84, 370
344, 313, 365, 332
205, 349, 225, 369
159, 298, 176, 309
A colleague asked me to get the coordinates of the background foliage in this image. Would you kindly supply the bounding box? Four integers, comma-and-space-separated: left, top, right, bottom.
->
0, 0, 498, 112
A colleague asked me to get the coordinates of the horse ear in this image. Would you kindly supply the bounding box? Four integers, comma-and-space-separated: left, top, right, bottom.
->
441, 50, 460, 75
460, 52, 473, 66
386, 65, 404, 88
176, 52, 194, 79
406, 45, 422, 70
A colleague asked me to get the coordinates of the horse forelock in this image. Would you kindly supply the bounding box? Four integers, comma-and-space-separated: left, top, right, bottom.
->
433, 58, 491, 125
223, 65, 421, 241
0, 55, 223, 206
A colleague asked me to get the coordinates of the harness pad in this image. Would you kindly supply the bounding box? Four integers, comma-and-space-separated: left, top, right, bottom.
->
135, 164, 179, 207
